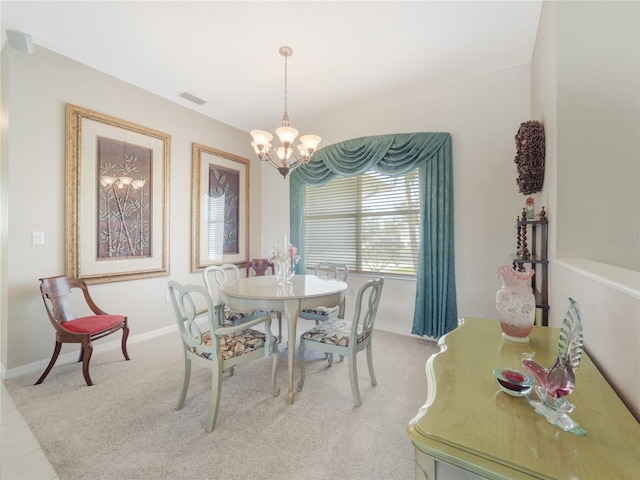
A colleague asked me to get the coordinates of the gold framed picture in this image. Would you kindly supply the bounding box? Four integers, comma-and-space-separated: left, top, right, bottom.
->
66, 104, 170, 283
191, 143, 249, 271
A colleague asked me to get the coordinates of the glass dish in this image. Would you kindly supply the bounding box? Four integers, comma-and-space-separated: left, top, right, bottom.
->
493, 368, 534, 397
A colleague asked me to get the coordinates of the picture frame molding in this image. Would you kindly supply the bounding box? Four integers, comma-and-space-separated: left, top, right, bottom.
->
66, 103, 170, 283
191, 143, 250, 271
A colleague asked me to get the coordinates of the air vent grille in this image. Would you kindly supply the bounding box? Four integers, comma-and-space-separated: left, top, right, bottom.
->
179, 92, 206, 106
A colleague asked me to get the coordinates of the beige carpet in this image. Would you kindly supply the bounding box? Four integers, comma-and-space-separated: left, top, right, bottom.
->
4, 324, 440, 480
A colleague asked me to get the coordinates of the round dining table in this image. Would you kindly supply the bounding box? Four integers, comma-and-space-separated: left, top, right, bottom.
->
220, 274, 347, 404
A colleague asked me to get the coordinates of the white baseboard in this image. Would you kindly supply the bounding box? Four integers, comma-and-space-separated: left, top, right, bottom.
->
2, 321, 427, 382
2, 324, 178, 381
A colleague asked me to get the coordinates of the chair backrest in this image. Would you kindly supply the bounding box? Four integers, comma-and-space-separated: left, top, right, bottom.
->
39, 275, 104, 328
168, 280, 220, 359
314, 262, 349, 282
247, 258, 274, 277
203, 264, 240, 303
350, 277, 384, 339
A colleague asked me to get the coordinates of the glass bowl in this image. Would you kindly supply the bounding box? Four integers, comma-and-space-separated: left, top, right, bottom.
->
493, 368, 534, 397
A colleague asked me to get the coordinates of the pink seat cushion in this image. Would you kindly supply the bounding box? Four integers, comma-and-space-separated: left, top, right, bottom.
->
62, 315, 125, 334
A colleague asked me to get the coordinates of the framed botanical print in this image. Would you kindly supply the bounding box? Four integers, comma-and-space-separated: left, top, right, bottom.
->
66, 104, 170, 283
191, 143, 249, 271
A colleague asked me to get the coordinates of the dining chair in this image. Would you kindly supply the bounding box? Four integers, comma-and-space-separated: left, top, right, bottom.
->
35, 275, 130, 386
297, 277, 384, 407
246, 258, 274, 277
299, 262, 349, 325
203, 263, 241, 303
168, 280, 280, 432
246, 258, 283, 343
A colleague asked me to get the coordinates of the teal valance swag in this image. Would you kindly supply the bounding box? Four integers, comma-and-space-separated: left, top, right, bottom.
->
290, 132, 458, 339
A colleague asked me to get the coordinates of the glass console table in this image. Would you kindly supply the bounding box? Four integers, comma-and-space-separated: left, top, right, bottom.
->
407, 317, 640, 479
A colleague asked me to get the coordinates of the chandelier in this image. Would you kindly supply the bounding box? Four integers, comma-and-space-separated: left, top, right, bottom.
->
250, 46, 321, 179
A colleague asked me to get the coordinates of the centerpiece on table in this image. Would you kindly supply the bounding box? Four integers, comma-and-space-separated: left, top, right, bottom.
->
270, 236, 300, 285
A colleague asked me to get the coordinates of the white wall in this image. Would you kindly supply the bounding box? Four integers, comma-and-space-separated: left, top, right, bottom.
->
556, 1, 639, 270
531, 1, 640, 420
554, 260, 639, 417
0, 46, 9, 372
1, 45, 263, 370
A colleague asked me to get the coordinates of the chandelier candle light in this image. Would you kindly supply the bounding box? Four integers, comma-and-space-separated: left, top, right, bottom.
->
250, 46, 321, 179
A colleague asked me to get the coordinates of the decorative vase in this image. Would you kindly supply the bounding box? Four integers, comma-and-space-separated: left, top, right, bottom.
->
495, 265, 536, 343
274, 259, 289, 286
284, 261, 295, 284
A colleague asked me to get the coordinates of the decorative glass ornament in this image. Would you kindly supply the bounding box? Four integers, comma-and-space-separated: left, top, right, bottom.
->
522, 298, 585, 435
525, 197, 535, 220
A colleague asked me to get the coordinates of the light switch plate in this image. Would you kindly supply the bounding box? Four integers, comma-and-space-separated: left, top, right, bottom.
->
32, 231, 45, 245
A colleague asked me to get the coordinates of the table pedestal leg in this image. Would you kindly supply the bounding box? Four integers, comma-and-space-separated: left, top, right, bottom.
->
284, 299, 298, 404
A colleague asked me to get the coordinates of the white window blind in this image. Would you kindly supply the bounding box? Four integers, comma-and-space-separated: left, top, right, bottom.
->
305, 169, 420, 276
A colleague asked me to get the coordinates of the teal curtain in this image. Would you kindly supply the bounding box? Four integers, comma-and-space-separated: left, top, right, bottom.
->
290, 132, 457, 338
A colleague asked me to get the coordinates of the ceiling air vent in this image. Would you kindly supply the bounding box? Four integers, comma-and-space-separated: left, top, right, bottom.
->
179, 92, 206, 106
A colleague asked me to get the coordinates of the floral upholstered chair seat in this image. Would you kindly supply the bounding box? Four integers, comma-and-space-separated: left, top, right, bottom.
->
299, 262, 348, 325
189, 329, 266, 360
301, 318, 370, 347
224, 309, 269, 326
299, 305, 340, 323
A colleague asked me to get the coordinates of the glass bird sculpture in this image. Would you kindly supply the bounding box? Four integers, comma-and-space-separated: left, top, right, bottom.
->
522, 298, 586, 435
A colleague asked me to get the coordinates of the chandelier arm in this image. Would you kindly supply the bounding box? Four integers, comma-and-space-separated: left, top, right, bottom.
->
288, 149, 303, 165
287, 159, 304, 171
262, 153, 284, 170
287, 155, 311, 171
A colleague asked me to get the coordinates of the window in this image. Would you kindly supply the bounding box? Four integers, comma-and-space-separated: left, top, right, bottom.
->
304, 169, 420, 275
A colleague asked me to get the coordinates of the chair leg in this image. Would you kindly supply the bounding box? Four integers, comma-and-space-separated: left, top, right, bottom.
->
176, 355, 191, 411
35, 341, 62, 385
121, 324, 130, 360
206, 364, 223, 433
348, 356, 362, 407
273, 312, 282, 343
297, 342, 306, 392
271, 349, 281, 397
366, 344, 377, 387
81, 340, 94, 386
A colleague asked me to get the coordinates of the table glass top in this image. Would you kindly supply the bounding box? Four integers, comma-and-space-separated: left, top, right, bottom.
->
408, 317, 640, 480
220, 274, 347, 300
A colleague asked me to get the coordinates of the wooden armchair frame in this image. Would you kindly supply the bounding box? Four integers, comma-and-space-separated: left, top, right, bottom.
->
36, 275, 129, 386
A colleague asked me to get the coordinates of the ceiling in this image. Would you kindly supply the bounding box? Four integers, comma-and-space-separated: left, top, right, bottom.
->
1, 1, 542, 136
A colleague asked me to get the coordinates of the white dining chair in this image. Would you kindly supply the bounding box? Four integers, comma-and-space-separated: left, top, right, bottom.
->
297, 277, 384, 407
299, 262, 349, 324
245, 259, 283, 343
168, 280, 280, 432
203, 263, 241, 304
203, 264, 252, 327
